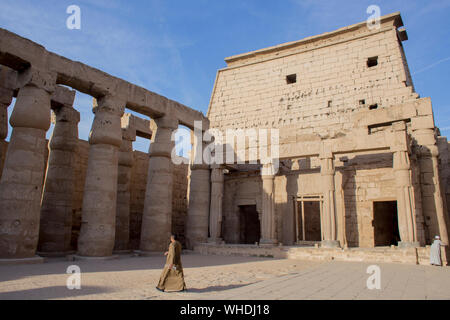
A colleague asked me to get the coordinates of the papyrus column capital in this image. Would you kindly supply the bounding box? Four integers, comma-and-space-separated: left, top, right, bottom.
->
16, 67, 56, 94
149, 115, 178, 159
89, 95, 125, 147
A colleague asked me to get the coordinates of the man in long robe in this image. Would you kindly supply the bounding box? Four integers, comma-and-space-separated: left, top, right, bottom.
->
430, 235, 445, 266
156, 234, 187, 292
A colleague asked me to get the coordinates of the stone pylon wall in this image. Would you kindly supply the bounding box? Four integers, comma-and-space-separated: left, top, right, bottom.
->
208, 15, 417, 142
0, 139, 189, 251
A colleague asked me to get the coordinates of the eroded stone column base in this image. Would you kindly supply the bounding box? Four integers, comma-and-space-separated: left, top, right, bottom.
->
113, 250, 133, 255
259, 239, 278, 246
207, 237, 223, 244
321, 240, 341, 248
73, 255, 119, 261
397, 241, 420, 248
0, 256, 44, 265
36, 250, 75, 258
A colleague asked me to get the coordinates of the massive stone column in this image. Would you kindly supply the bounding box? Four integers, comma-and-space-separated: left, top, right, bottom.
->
0, 68, 56, 260
140, 116, 178, 252
320, 153, 340, 248
186, 136, 211, 249
414, 127, 450, 246
392, 122, 419, 247
208, 165, 224, 243
77, 95, 124, 257
393, 149, 419, 246
114, 126, 135, 252
260, 163, 277, 245
38, 88, 79, 256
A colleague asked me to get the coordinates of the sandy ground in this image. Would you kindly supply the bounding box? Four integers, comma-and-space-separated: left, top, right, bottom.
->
0, 253, 322, 300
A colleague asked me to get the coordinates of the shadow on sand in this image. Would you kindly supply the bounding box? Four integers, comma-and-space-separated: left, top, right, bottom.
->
0, 285, 113, 300
0, 254, 280, 283
185, 283, 255, 293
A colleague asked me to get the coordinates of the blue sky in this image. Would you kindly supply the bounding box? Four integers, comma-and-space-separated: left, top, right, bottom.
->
1, 0, 450, 152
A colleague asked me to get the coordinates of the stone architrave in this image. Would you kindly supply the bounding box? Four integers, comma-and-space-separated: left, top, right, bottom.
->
0, 68, 56, 259
114, 125, 136, 252
77, 95, 124, 257
38, 88, 79, 256
140, 116, 178, 252
259, 163, 277, 245
208, 165, 224, 243
320, 151, 340, 248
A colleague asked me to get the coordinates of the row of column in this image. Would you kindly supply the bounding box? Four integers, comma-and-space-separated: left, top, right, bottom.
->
0, 66, 213, 259
0, 67, 340, 254
317, 124, 422, 249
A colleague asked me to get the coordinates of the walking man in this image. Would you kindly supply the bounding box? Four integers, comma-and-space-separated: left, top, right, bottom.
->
156, 234, 187, 292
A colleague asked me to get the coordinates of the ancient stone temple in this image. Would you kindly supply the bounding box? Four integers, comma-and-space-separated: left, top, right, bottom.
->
205, 12, 450, 263
0, 11, 449, 265
0, 26, 210, 263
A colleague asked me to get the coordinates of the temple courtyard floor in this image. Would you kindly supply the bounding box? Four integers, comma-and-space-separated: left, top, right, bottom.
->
0, 253, 449, 300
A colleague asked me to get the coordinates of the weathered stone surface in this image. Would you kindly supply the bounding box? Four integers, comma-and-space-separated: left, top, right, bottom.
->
77, 96, 124, 257
205, 11, 449, 259
186, 166, 211, 248
140, 116, 178, 252
0, 71, 54, 259
208, 166, 224, 243
38, 99, 79, 255
113, 127, 135, 252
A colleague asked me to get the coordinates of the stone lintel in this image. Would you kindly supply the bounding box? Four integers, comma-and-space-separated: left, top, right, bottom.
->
51, 85, 75, 109
16, 67, 56, 94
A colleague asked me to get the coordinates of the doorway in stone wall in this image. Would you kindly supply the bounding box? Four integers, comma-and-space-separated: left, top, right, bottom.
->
295, 195, 323, 243
373, 201, 401, 246
238, 205, 261, 244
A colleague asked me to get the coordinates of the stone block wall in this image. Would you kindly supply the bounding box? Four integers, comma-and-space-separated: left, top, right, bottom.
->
208, 16, 417, 151
195, 243, 442, 266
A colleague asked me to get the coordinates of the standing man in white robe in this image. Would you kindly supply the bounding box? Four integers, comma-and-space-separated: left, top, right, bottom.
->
430, 235, 445, 266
